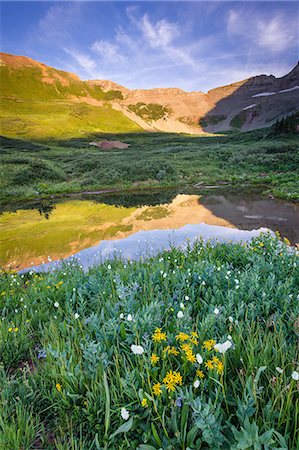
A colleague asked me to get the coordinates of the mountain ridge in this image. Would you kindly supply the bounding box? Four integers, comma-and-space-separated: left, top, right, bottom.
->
1, 52, 298, 136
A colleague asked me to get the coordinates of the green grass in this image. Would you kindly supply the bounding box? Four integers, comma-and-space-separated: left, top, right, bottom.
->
0, 98, 141, 139
1, 129, 298, 204
0, 233, 298, 448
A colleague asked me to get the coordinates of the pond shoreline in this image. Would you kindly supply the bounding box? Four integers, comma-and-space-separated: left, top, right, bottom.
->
1, 181, 291, 212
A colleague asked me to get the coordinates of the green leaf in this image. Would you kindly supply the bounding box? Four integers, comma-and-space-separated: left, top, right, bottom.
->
109, 417, 133, 440
151, 422, 162, 447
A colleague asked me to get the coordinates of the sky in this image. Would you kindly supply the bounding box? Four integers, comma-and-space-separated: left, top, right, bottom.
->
1, 1, 298, 91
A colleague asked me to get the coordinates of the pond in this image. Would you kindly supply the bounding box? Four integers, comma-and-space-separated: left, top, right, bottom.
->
0, 188, 298, 271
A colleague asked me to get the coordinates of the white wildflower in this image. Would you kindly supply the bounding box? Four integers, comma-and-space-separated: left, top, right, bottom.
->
119, 313, 124, 319
228, 316, 234, 323
131, 344, 144, 355
54, 302, 59, 308
214, 308, 220, 315
180, 303, 185, 309
177, 311, 184, 318
74, 313, 79, 319
214, 340, 232, 354
196, 353, 203, 364
291, 371, 299, 381
127, 314, 133, 321
276, 367, 283, 374
185, 295, 189, 301
121, 407, 129, 420
193, 380, 200, 388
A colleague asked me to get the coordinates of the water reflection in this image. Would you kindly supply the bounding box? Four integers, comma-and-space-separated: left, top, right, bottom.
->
0, 189, 298, 271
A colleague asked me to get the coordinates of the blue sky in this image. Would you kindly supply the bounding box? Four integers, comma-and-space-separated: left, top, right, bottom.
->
1, 1, 298, 91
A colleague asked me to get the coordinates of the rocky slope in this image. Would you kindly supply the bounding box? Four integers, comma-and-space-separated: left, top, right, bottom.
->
1, 52, 298, 136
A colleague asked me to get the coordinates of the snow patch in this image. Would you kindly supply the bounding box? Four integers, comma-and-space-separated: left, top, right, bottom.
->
252, 92, 276, 98
279, 85, 299, 94
243, 104, 257, 111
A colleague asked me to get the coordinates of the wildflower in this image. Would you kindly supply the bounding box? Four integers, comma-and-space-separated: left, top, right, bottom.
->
177, 311, 184, 318
150, 353, 159, 365
196, 353, 203, 364
181, 343, 192, 352
196, 369, 205, 379
185, 349, 197, 363
228, 316, 234, 323
141, 398, 148, 408
191, 331, 199, 338
194, 380, 200, 388
214, 340, 232, 354
214, 308, 220, 315
276, 367, 283, 374
74, 313, 79, 319
205, 360, 214, 370
13, 327, 19, 332
54, 302, 59, 308
127, 314, 133, 321
164, 346, 179, 356
56, 383, 62, 392
119, 313, 124, 319
163, 371, 183, 392
152, 328, 167, 342
175, 397, 182, 407
202, 339, 216, 351
38, 349, 47, 359
291, 371, 299, 381
180, 303, 185, 309
121, 407, 129, 420
212, 356, 220, 365
152, 382, 162, 396
107, 264, 111, 270
216, 361, 224, 374
185, 295, 189, 301
175, 332, 189, 342
131, 344, 144, 355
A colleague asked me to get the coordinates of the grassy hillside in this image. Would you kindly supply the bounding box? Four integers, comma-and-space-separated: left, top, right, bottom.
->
0, 57, 141, 138
1, 98, 141, 139
0, 233, 298, 448
1, 130, 298, 204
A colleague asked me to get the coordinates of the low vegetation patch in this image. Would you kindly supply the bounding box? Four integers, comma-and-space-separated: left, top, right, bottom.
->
128, 103, 170, 121
0, 233, 298, 448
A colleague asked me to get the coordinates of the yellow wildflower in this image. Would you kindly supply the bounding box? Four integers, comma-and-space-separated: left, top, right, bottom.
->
191, 331, 199, 338
190, 336, 199, 345
205, 360, 214, 370
141, 398, 148, 408
8, 327, 13, 332
150, 353, 160, 365
13, 327, 19, 332
152, 382, 162, 396
168, 346, 179, 356
185, 350, 197, 363
1, 291, 6, 296
202, 339, 216, 351
163, 370, 183, 392
196, 369, 205, 379
152, 328, 167, 342
56, 383, 62, 392
175, 332, 189, 342
181, 343, 192, 352
216, 361, 224, 374
212, 356, 220, 365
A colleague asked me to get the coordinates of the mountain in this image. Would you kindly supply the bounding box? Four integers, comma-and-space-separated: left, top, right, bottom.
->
1, 52, 298, 138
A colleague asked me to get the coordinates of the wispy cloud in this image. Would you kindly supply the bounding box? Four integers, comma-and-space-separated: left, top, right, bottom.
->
227, 9, 297, 53
63, 47, 96, 75
92, 40, 126, 63
140, 14, 180, 48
